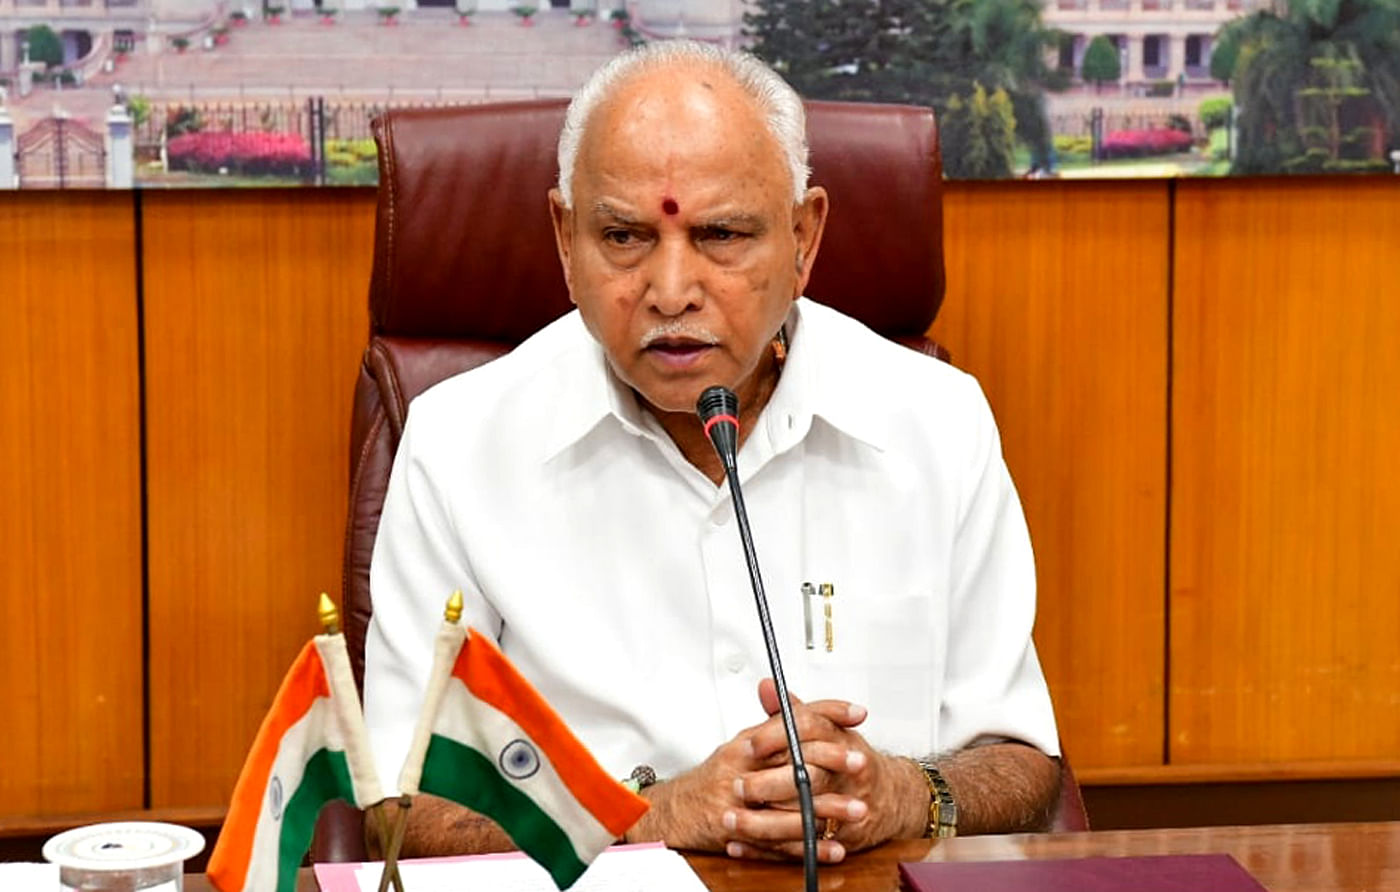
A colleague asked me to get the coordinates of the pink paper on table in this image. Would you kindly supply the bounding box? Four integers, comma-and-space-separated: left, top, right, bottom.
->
312, 842, 667, 892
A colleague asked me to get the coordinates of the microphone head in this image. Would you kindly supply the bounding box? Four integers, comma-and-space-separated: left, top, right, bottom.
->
696, 386, 738, 424
696, 386, 740, 470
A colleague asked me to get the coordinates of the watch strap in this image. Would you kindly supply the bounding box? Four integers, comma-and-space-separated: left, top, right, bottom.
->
914, 757, 958, 838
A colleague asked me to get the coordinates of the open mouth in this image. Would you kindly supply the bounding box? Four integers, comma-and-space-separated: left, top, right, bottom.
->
644, 338, 716, 368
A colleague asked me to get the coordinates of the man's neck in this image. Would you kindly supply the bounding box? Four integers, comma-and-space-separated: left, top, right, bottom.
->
643, 349, 782, 487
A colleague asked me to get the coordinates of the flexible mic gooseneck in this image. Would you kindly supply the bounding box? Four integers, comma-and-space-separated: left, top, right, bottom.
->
696, 385, 819, 892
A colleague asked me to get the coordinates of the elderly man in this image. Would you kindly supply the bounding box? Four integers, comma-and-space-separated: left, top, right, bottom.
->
365, 40, 1060, 863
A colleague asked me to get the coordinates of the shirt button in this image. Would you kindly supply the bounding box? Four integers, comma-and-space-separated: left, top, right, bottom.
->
712, 506, 731, 526
724, 653, 745, 674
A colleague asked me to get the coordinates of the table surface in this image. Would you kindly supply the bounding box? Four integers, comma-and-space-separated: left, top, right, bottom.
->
185, 821, 1400, 891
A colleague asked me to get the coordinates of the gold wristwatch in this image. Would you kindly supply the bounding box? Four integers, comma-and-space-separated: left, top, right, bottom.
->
914, 757, 958, 838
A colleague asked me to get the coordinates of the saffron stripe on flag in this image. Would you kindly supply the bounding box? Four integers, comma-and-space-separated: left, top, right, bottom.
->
221, 699, 358, 892
420, 735, 590, 890
458, 632, 646, 838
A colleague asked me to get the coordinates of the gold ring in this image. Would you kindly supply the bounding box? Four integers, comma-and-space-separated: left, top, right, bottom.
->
822, 818, 840, 840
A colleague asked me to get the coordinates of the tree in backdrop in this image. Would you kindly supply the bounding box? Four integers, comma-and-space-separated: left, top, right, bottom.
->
1080, 35, 1121, 93
941, 83, 1018, 178
1209, 20, 1242, 85
126, 95, 152, 129
745, 0, 1063, 176
1211, 0, 1400, 174
24, 24, 64, 69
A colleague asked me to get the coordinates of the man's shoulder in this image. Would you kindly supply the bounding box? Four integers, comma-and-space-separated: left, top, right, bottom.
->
800, 299, 984, 410
403, 310, 592, 448
411, 310, 587, 412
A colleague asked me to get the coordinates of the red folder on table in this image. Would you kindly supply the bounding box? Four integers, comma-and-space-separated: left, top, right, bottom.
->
899, 853, 1266, 890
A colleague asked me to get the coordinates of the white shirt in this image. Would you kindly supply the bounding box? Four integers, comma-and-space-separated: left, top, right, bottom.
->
364, 298, 1059, 791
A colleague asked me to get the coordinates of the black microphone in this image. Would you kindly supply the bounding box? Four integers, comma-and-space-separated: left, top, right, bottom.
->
696, 385, 819, 892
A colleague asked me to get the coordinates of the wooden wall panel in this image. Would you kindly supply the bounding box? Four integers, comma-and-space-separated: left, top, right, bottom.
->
143, 190, 376, 807
0, 192, 144, 817
933, 181, 1170, 771
1171, 177, 1400, 765
11, 174, 1393, 820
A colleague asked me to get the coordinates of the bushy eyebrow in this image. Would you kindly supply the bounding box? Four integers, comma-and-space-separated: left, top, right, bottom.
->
588, 202, 768, 234
590, 201, 642, 226
696, 214, 767, 233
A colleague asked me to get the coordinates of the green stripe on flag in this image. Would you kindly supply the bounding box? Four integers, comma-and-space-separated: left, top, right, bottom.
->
278, 748, 357, 892
420, 734, 590, 890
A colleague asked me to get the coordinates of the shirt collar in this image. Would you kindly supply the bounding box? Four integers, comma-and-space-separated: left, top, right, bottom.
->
539, 319, 650, 463
769, 298, 889, 453
540, 299, 890, 464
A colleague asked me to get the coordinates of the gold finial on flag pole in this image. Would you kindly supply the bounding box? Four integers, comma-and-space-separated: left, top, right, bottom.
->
444, 590, 464, 625
318, 592, 340, 635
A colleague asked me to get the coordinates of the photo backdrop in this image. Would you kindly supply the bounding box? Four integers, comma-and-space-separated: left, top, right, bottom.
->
0, 0, 1395, 188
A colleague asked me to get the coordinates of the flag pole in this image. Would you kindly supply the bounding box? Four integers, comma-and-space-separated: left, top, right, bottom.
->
372, 799, 407, 892
377, 795, 412, 892
367, 800, 392, 859
378, 589, 462, 892
319, 595, 405, 892
378, 590, 463, 892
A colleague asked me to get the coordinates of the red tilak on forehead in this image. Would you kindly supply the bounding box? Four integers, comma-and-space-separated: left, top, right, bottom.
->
662, 197, 679, 216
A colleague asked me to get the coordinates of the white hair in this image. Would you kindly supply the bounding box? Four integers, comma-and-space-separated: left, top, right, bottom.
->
556, 40, 810, 208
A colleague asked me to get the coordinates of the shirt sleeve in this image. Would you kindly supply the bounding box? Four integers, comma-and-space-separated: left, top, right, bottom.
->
363, 402, 503, 793
937, 379, 1061, 757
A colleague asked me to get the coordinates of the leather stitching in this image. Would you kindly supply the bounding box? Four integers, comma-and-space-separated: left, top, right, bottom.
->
369, 340, 408, 438
341, 404, 386, 634
375, 115, 398, 327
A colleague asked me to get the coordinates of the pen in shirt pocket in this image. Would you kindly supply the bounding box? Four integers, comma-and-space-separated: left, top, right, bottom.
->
820, 583, 835, 652
801, 582, 816, 649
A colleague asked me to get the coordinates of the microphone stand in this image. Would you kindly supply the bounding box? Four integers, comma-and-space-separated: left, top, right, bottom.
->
699, 387, 819, 892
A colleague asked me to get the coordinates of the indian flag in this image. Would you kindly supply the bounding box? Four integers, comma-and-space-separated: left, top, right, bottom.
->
207, 634, 383, 892
399, 623, 648, 890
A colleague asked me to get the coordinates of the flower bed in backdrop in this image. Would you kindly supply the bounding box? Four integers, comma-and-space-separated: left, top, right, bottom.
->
1100, 128, 1194, 160
167, 131, 312, 176
324, 137, 379, 185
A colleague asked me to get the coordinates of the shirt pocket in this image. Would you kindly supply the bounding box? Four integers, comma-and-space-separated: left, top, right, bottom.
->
795, 592, 940, 756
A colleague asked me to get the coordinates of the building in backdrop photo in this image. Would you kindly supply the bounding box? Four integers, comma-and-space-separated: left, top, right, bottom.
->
0, 0, 1396, 188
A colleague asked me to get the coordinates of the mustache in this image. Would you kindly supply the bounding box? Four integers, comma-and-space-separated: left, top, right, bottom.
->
639, 322, 721, 349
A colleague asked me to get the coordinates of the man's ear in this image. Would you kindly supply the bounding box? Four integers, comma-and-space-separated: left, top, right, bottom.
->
547, 188, 576, 301
792, 186, 829, 298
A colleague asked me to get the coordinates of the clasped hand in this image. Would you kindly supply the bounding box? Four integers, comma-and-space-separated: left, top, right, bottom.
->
634, 679, 918, 863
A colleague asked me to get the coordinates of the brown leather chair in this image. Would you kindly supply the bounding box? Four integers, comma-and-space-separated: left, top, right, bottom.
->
312, 97, 1084, 862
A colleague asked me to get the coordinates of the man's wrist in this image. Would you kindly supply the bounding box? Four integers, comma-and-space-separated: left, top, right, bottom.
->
621, 782, 655, 844
622, 771, 675, 845
896, 756, 933, 839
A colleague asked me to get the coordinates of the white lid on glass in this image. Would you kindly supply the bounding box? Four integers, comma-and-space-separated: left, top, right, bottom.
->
43, 822, 205, 871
